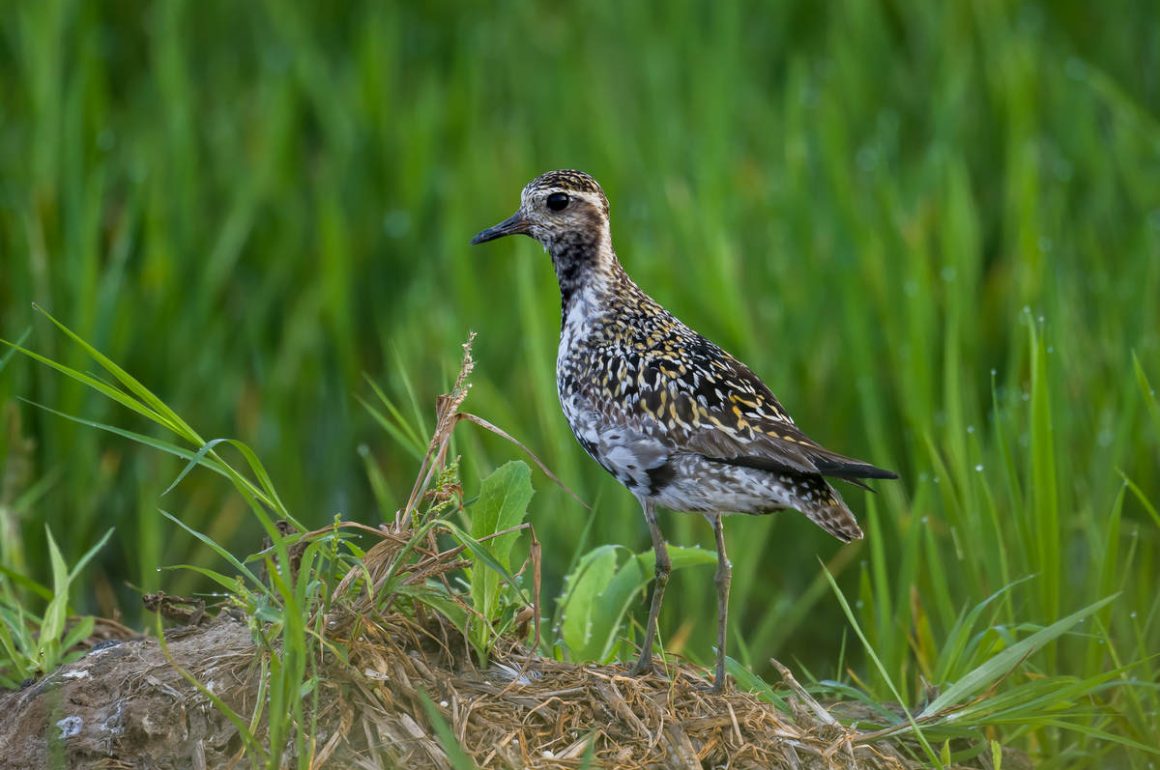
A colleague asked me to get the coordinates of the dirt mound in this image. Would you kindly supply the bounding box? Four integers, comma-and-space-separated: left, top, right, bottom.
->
1, 619, 252, 769
0, 344, 1026, 769
0, 610, 1023, 770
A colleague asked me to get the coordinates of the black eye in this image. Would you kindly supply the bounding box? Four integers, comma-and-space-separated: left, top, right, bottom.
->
546, 192, 570, 211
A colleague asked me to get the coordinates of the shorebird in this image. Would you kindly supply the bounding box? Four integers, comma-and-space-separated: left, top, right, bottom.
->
471, 170, 897, 692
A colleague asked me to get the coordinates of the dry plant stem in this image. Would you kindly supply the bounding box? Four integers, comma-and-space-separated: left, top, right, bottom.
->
396, 334, 585, 534
771, 658, 842, 728
398, 333, 477, 530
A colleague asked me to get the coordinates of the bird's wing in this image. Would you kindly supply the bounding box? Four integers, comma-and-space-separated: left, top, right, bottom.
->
684, 414, 897, 481
635, 340, 897, 482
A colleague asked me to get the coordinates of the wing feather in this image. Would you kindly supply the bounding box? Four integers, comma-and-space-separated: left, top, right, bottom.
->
633, 340, 898, 482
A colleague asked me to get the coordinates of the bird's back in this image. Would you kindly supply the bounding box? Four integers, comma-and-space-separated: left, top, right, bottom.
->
555, 271, 893, 541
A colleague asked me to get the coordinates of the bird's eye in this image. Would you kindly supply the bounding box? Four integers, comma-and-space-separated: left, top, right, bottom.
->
546, 192, 570, 211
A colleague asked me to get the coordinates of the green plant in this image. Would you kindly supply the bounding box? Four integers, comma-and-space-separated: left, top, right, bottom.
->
825, 566, 1147, 767
461, 460, 534, 665
4, 318, 557, 765
5, 309, 325, 767
5, 308, 1159, 767
555, 543, 716, 663
0, 527, 111, 687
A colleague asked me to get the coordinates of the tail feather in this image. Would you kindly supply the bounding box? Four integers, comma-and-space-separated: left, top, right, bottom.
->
793, 475, 863, 542
810, 453, 898, 481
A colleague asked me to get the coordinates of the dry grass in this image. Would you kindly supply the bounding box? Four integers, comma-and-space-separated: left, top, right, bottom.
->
288, 336, 1012, 770
1, 601, 1028, 770
314, 605, 965, 770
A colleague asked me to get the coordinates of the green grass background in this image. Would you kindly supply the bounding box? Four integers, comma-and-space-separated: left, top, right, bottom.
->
1, 0, 1158, 763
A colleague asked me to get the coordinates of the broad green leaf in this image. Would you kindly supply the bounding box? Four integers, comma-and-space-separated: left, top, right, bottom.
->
559, 543, 717, 662
467, 461, 534, 635
558, 545, 619, 658
468, 461, 534, 571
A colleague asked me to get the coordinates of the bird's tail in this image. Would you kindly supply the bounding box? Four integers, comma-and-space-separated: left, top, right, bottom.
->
793, 474, 864, 542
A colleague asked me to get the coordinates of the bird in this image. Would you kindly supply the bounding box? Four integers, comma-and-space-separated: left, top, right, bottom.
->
471, 169, 897, 692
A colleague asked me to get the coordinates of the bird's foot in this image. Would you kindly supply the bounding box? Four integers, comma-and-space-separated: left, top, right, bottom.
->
628, 654, 654, 677
695, 676, 727, 695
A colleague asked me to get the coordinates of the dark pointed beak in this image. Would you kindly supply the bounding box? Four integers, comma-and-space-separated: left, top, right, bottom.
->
471, 210, 530, 245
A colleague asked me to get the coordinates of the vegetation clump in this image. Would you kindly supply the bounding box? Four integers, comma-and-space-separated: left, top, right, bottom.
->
0, 330, 1133, 769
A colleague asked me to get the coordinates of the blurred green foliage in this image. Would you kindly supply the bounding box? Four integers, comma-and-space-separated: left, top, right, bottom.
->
1, 0, 1158, 760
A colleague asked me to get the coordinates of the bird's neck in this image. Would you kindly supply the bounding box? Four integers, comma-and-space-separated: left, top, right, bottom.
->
548, 225, 624, 317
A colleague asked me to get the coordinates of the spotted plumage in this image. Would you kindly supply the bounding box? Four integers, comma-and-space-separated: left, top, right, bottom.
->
472, 169, 897, 691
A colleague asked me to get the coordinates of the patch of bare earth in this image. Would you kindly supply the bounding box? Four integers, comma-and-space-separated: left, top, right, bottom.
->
0, 610, 1028, 770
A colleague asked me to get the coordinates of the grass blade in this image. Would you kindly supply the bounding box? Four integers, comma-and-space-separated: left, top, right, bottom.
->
918, 594, 1120, 719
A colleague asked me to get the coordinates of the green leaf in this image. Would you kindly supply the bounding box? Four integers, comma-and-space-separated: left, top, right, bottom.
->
918, 593, 1120, 719
38, 527, 71, 664
70, 528, 115, 583
60, 615, 96, 656
558, 545, 619, 658
161, 510, 264, 588
297, 677, 319, 699
439, 519, 529, 665
558, 543, 717, 662
1133, 352, 1160, 439
725, 657, 788, 709
468, 461, 534, 571
32, 305, 205, 445
933, 575, 1036, 684
8, 344, 179, 436
823, 563, 941, 766
440, 521, 527, 601
160, 564, 246, 593
396, 584, 470, 635
358, 373, 427, 460
467, 461, 534, 635
0, 564, 53, 602
0, 328, 30, 372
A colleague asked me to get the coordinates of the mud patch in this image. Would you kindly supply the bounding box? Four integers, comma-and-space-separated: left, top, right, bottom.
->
0, 619, 253, 770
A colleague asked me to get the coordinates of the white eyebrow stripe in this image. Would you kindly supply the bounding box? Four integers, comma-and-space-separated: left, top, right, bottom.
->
521, 187, 606, 211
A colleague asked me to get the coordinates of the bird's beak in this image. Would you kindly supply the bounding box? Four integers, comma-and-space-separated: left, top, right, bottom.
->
471, 210, 530, 245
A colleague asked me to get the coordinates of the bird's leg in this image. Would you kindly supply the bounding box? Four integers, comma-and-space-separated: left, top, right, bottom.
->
710, 513, 732, 693
631, 500, 670, 676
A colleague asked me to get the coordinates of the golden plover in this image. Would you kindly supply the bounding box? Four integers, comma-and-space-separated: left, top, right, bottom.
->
472, 169, 897, 692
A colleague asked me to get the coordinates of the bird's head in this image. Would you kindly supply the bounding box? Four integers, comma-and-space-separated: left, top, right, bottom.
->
471, 169, 611, 254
